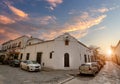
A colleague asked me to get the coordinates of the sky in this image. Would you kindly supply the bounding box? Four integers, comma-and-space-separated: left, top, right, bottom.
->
0, 0, 120, 54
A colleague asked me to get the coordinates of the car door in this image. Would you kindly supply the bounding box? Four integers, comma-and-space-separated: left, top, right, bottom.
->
22, 61, 27, 69
25, 61, 28, 70
92, 64, 98, 72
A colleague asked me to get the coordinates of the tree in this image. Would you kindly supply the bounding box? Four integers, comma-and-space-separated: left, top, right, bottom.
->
89, 45, 100, 61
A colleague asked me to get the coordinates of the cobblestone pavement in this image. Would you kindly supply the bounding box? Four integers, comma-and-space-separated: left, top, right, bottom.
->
0, 65, 78, 84
63, 61, 120, 84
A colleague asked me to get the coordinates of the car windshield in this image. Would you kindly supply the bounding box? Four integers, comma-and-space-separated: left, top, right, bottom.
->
32, 61, 38, 64
81, 63, 91, 66
27, 61, 38, 64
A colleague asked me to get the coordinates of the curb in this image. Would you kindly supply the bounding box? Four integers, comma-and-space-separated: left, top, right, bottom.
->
58, 75, 75, 84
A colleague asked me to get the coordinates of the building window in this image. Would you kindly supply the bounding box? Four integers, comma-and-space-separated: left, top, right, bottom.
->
49, 51, 54, 59
20, 53, 23, 60
26, 53, 30, 60
18, 42, 21, 47
9, 45, 11, 49
84, 54, 87, 63
14, 54, 19, 59
65, 40, 69, 45
29, 42, 31, 45
36, 52, 42, 64
50, 52, 52, 59
88, 55, 90, 62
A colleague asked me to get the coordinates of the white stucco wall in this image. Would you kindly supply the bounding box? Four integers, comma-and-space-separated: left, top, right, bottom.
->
53, 34, 92, 69
19, 33, 93, 70
20, 41, 55, 68
27, 38, 43, 45
2, 36, 30, 50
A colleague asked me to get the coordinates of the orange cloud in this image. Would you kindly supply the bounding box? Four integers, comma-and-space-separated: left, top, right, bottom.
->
0, 15, 15, 24
70, 31, 88, 39
97, 8, 109, 13
30, 16, 56, 25
62, 15, 106, 33
0, 28, 21, 44
46, 0, 63, 7
41, 31, 58, 40
46, 0, 63, 10
0, 28, 5, 33
90, 7, 109, 13
40, 14, 106, 40
39, 16, 56, 25
7, 4, 28, 18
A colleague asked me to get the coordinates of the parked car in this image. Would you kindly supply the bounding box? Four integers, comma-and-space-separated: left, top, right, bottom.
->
9, 59, 20, 67
0, 55, 5, 64
98, 60, 104, 67
20, 60, 41, 71
91, 61, 102, 70
79, 63, 99, 76
92, 60, 106, 70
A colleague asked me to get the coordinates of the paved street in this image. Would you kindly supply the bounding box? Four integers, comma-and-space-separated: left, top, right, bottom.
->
64, 61, 120, 84
0, 61, 120, 84
0, 65, 74, 84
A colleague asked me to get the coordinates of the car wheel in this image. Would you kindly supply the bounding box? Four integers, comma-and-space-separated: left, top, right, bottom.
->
12, 64, 15, 67
38, 69, 41, 72
79, 72, 82, 75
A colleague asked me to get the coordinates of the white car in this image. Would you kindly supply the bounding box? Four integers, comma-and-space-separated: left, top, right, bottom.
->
20, 60, 41, 71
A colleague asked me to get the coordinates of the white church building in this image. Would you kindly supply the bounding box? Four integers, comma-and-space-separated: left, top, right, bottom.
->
1, 33, 93, 70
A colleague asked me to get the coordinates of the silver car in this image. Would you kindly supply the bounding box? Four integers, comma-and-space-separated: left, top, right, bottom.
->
79, 63, 99, 76
20, 60, 41, 71
91, 62, 102, 70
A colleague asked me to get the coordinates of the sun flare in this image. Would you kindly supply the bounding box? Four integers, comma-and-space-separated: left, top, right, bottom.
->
107, 49, 112, 56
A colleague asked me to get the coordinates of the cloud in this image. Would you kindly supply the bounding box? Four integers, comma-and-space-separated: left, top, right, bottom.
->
68, 10, 78, 15
40, 31, 58, 40
0, 28, 5, 34
29, 15, 56, 26
38, 16, 56, 25
0, 27, 21, 44
7, 4, 28, 18
39, 13, 107, 40
97, 8, 109, 13
70, 30, 88, 39
90, 6, 119, 14
91, 7, 109, 13
62, 15, 106, 32
94, 26, 106, 31
0, 15, 15, 24
46, 0, 63, 10
109, 5, 120, 11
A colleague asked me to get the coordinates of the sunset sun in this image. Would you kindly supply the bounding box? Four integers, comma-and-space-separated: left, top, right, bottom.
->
107, 49, 112, 56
